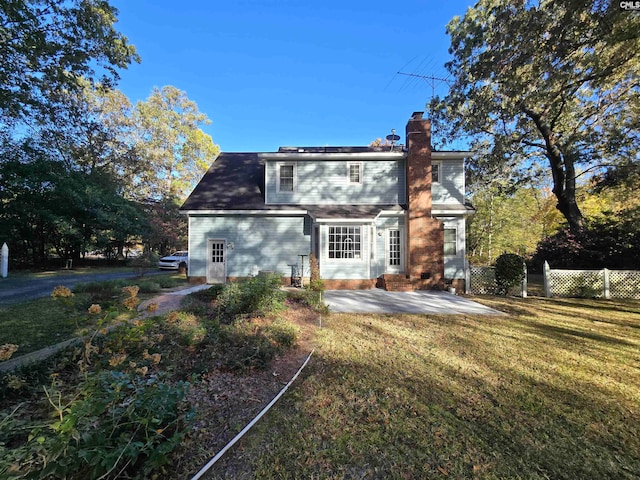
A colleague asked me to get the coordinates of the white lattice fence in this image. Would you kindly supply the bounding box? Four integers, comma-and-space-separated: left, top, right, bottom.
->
543, 262, 640, 299
547, 269, 604, 298
470, 266, 496, 294
609, 271, 640, 299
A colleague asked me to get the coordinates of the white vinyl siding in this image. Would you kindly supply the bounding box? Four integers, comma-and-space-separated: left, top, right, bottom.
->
266, 159, 405, 204
438, 217, 466, 279
431, 158, 466, 204
188, 214, 310, 279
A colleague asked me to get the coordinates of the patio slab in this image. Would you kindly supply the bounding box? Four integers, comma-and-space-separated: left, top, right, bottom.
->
323, 289, 505, 315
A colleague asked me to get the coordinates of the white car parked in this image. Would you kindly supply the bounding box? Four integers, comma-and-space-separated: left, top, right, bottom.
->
158, 251, 188, 270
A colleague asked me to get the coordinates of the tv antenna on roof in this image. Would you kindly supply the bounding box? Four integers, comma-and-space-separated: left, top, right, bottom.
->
396, 71, 452, 112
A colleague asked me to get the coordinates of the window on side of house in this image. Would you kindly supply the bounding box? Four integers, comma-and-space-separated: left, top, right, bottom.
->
328, 226, 362, 259
348, 162, 362, 184
278, 163, 295, 192
444, 228, 457, 256
432, 162, 440, 183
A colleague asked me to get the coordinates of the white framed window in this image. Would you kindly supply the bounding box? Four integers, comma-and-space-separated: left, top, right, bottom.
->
347, 162, 363, 184
277, 162, 296, 192
432, 161, 441, 183
444, 228, 457, 256
328, 226, 362, 260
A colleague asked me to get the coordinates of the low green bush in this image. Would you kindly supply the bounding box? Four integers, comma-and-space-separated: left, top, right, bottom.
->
286, 288, 328, 312
216, 273, 285, 323
136, 280, 161, 293
191, 284, 225, 302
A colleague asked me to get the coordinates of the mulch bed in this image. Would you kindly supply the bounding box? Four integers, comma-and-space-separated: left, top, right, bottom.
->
170, 303, 321, 478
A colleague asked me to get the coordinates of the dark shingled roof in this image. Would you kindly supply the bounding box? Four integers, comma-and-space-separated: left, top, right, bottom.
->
181, 153, 270, 211
306, 205, 404, 219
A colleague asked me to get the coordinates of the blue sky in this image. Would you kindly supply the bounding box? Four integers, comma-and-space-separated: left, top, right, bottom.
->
110, 0, 473, 152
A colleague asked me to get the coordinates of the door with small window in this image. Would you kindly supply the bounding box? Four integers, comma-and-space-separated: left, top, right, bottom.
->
385, 228, 404, 273
207, 239, 226, 284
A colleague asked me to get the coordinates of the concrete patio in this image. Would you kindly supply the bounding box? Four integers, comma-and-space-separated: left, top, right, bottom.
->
323, 289, 505, 315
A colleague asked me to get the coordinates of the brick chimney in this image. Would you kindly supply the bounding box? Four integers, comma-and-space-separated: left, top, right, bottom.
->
405, 112, 444, 289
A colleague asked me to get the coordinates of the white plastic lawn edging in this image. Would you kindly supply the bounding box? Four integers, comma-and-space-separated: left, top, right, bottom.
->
191, 349, 315, 480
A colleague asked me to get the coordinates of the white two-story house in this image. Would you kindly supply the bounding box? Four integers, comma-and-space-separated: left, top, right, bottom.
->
180, 112, 474, 290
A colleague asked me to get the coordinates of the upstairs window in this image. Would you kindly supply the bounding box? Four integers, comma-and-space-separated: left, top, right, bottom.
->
278, 163, 296, 192
348, 162, 362, 184
328, 226, 362, 260
432, 162, 440, 183
444, 228, 457, 256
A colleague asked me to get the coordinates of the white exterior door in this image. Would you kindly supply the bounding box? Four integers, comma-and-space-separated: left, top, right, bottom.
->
385, 228, 404, 273
207, 239, 226, 284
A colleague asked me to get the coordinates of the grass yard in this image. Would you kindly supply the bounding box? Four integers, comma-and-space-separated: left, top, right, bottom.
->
209, 296, 640, 479
0, 273, 187, 356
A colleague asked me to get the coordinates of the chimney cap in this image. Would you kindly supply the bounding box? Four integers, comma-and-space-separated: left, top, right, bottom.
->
410, 111, 424, 120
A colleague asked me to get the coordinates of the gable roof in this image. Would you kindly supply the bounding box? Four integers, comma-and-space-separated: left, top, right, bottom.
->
180, 153, 270, 211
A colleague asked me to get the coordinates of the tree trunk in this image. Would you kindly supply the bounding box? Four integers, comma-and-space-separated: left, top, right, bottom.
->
520, 104, 585, 233
550, 148, 584, 233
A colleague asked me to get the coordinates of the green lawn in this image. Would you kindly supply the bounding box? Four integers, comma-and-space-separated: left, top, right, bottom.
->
209, 296, 640, 479
0, 274, 187, 356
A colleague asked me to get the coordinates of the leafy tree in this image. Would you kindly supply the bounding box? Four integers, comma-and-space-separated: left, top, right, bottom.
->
134, 86, 220, 200
35, 80, 147, 194
0, 0, 139, 122
531, 207, 640, 270
467, 180, 563, 265
431, 0, 640, 232
141, 196, 187, 255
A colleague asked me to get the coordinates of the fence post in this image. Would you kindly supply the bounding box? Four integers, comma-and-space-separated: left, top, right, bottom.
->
465, 260, 471, 295
603, 268, 610, 299
1, 243, 8, 278
543, 261, 551, 298
522, 262, 527, 298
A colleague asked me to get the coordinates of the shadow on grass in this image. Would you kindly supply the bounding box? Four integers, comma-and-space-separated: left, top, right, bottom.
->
523, 320, 636, 347
242, 341, 639, 480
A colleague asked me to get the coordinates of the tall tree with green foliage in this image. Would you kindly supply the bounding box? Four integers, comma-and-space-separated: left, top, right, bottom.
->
431, 0, 640, 232
0, 0, 139, 122
134, 86, 220, 200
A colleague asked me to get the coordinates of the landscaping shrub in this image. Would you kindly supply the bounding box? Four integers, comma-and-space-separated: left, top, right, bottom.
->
136, 280, 162, 293
286, 288, 328, 312
165, 311, 208, 346
308, 253, 324, 292
191, 284, 225, 302
1, 370, 191, 479
151, 276, 176, 288
216, 273, 285, 323
494, 253, 526, 295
